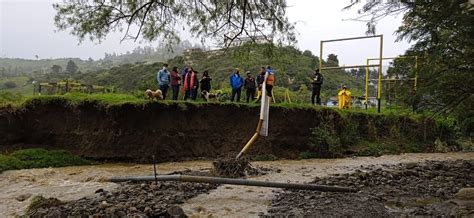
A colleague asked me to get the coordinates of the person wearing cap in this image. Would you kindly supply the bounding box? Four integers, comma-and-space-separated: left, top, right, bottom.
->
157, 63, 171, 99
255, 66, 266, 101
244, 71, 257, 103
229, 68, 244, 102
265, 66, 275, 98
338, 85, 352, 109
311, 68, 324, 105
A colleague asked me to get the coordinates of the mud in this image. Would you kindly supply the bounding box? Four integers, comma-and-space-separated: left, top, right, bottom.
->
2, 153, 472, 217
0, 99, 439, 162
267, 160, 474, 217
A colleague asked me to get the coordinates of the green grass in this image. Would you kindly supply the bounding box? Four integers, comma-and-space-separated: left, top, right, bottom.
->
0, 148, 93, 173
0, 76, 34, 95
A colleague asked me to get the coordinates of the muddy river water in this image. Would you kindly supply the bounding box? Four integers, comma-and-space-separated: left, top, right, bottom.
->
1, 152, 473, 217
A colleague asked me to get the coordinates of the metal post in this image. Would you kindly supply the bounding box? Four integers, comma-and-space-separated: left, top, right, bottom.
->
377, 35, 383, 113
153, 155, 158, 185
414, 56, 418, 94
319, 40, 323, 74
413, 56, 419, 112
365, 59, 369, 110
320, 64, 380, 70
108, 174, 357, 193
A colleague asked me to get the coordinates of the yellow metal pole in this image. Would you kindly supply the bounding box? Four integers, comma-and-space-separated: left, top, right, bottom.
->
365, 58, 369, 110
236, 119, 263, 158
321, 64, 380, 70
414, 56, 418, 94
321, 34, 383, 43
319, 40, 323, 74
377, 35, 383, 113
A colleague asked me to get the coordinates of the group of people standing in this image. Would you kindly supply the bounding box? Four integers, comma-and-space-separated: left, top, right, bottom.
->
157, 64, 212, 101
229, 66, 275, 102
157, 64, 275, 102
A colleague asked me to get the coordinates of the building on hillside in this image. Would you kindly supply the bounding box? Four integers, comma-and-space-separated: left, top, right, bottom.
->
227, 36, 270, 47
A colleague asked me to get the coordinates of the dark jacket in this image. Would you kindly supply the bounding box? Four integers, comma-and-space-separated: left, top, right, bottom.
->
311, 72, 323, 89
256, 73, 265, 87
200, 76, 212, 91
244, 77, 256, 89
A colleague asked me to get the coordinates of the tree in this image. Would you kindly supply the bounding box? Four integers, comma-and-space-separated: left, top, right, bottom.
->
66, 60, 78, 74
51, 65, 62, 73
345, 0, 473, 120
302, 50, 313, 57
326, 54, 339, 67
53, 0, 296, 48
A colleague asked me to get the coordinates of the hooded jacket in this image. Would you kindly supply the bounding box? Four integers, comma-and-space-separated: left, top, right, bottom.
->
229, 73, 244, 90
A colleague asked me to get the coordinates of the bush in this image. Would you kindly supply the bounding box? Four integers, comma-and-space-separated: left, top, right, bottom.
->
298, 151, 318, 159
309, 122, 342, 157
3, 81, 17, 89
0, 148, 92, 173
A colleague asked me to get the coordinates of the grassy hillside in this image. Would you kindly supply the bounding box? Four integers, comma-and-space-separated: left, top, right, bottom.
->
1, 44, 365, 103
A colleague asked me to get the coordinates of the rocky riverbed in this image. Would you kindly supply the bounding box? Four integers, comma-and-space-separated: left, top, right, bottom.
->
26, 170, 218, 217
2, 153, 473, 217
268, 159, 474, 217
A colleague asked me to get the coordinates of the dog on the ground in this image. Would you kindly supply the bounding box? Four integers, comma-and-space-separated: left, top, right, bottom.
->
201, 90, 222, 102
145, 89, 163, 100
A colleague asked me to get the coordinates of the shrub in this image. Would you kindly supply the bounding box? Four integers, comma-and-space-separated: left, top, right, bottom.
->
309, 122, 342, 157
0, 148, 92, 173
3, 81, 17, 89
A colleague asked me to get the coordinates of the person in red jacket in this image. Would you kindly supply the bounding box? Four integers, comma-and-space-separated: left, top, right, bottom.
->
183, 68, 198, 100
170, 66, 181, 100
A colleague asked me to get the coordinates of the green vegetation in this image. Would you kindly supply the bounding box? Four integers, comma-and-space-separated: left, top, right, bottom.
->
347, 0, 473, 136
0, 92, 26, 106
298, 151, 318, 160
0, 148, 92, 173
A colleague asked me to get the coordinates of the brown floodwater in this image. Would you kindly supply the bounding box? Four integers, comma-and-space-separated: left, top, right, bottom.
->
1, 153, 472, 217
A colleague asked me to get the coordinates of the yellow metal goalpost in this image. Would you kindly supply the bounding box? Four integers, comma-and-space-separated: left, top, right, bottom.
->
319, 35, 384, 112
365, 56, 418, 110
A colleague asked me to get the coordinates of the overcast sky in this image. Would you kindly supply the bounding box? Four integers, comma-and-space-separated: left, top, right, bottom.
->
0, 0, 411, 65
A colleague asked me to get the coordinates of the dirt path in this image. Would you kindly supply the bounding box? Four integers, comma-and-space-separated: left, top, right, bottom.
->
1, 153, 472, 217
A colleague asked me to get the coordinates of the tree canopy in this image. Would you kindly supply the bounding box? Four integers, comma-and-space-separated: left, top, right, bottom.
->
66, 60, 78, 74
53, 0, 296, 48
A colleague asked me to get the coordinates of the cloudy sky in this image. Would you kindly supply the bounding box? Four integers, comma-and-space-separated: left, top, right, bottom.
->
0, 0, 411, 65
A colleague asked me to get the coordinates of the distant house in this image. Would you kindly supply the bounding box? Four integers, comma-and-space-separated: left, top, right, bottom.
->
228, 36, 270, 47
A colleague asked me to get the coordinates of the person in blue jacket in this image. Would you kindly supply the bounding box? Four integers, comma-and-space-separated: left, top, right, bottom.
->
229, 68, 244, 102
157, 63, 170, 99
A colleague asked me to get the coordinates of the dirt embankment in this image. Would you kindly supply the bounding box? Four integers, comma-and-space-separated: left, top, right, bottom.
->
0, 99, 439, 162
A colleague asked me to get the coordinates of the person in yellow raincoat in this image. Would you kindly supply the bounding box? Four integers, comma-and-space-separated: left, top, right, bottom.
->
338, 85, 352, 109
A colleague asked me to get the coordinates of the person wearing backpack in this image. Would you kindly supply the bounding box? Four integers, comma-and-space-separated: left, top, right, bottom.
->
311, 68, 323, 105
